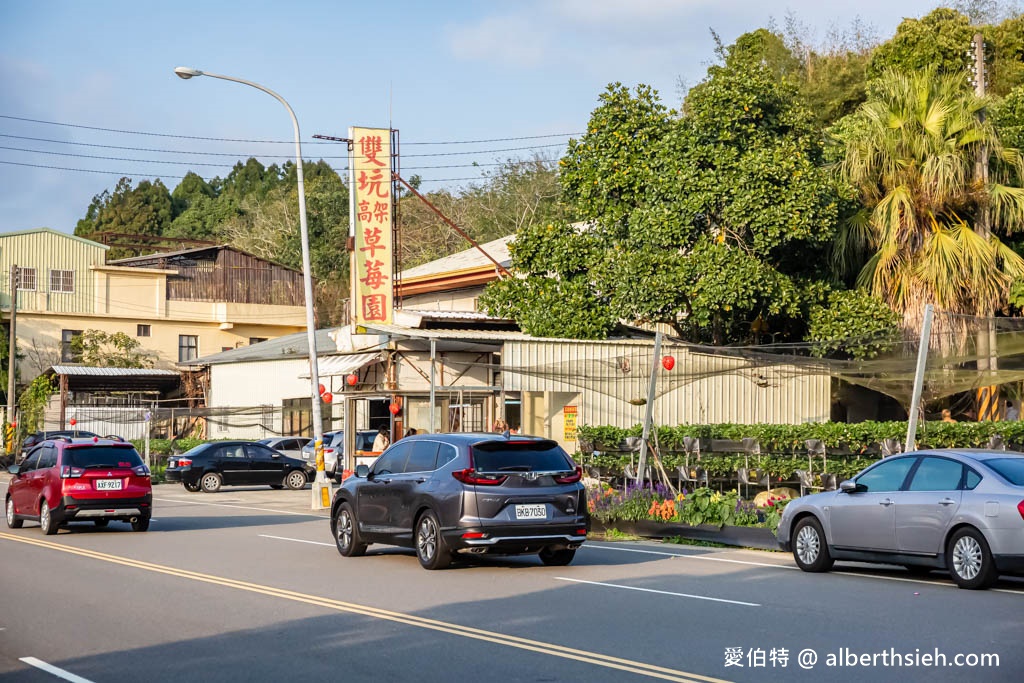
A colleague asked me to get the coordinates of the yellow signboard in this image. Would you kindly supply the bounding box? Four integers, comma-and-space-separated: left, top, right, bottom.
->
563, 405, 578, 441
350, 127, 394, 326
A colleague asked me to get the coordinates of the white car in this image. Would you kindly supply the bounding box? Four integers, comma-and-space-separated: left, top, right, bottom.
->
256, 437, 313, 460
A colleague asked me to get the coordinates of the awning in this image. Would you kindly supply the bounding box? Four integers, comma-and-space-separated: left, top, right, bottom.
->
299, 352, 381, 379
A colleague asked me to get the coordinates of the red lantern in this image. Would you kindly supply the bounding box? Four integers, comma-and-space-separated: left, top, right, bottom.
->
662, 355, 675, 371
70, 418, 77, 426
318, 383, 326, 396
322, 392, 333, 404
345, 373, 358, 386
388, 402, 400, 415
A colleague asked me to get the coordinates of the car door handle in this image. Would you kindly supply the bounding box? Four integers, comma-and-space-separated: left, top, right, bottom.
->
414, 478, 427, 484
879, 498, 894, 506
938, 498, 956, 506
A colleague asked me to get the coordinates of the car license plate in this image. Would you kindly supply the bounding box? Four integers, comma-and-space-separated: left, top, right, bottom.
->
168, 459, 176, 468
515, 504, 546, 520
96, 479, 123, 490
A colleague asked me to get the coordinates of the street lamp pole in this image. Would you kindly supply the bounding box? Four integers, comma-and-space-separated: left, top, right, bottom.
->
173, 67, 329, 509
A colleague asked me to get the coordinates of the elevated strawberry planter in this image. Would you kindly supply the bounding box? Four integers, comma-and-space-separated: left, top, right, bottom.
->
592, 519, 779, 551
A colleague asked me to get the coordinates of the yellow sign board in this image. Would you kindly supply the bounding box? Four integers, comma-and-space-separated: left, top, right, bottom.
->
563, 405, 578, 441
350, 127, 394, 326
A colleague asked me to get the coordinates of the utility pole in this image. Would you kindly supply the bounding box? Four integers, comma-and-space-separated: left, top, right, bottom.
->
6, 265, 18, 431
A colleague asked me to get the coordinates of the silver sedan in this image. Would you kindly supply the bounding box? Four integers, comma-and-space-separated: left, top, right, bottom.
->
777, 449, 1024, 589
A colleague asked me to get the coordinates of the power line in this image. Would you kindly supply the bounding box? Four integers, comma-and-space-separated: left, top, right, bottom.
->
0, 114, 581, 146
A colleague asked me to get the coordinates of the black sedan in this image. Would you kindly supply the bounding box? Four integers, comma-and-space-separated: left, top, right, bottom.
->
165, 441, 314, 492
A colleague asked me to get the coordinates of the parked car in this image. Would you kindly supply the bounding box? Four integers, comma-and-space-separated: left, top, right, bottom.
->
777, 449, 1024, 589
21, 430, 100, 458
299, 430, 378, 478
257, 436, 313, 460
165, 441, 313, 492
6, 437, 152, 533
330, 433, 589, 570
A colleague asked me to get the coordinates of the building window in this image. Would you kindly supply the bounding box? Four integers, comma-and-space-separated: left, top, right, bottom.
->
50, 269, 74, 294
61, 329, 83, 362
17, 268, 36, 291
249, 337, 268, 345
137, 324, 151, 337
178, 335, 199, 363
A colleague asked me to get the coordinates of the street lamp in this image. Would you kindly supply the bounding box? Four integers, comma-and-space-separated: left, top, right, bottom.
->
174, 66, 329, 509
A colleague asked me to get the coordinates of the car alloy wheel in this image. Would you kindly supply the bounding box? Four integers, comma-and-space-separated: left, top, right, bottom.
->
952, 536, 982, 580
333, 502, 366, 557
6, 497, 22, 529
947, 527, 996, 589
40, 501, 57, 535
184, 482, 201, 493
285, 470, 307, 490
200, 472, 222, 493
796, 525, 820, 564
792, 517, 833, 572
416, 510, 451, 570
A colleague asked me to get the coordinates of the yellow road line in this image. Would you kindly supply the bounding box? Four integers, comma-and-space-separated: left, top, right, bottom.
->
0, 531, 730, 683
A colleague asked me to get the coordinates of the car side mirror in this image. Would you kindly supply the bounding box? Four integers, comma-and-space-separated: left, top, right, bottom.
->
839, 480, 862, 493
355, 464, 370, 478
7, 464, 21, 476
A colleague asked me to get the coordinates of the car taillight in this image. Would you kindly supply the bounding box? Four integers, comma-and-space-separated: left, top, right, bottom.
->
177, 458, 192, 467
324, 448, 335, 455
554, 466, 583, 484
1018, 500, 1024, 521
452, 468, 507, 486
133, 465, 151, 478
60, 466, 85, 478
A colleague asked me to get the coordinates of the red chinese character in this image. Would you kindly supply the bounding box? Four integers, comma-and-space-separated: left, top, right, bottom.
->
358, 200, 372, 223
359, 135, 387, 167
362, 294, 387, 321
360, 259, 388, 290
358, 169, 390, 199
373, 201, 390, 224
361, 227, 386, 258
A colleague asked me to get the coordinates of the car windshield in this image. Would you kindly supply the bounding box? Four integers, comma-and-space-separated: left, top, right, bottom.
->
985, 458, 1024, 486
472, 441, 573, 472
66, 446, 144, 468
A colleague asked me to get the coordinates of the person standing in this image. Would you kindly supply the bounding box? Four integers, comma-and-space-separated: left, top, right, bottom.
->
373, 425, 391, 452
1006, 400, 1020, 421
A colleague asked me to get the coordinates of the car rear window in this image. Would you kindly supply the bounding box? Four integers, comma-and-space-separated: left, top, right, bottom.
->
65, 446, 144, 468
986, 458, 1024, 486
472, 441, 574, 472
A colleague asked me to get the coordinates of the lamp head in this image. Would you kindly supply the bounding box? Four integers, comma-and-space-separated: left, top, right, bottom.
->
174, 67, 203, 80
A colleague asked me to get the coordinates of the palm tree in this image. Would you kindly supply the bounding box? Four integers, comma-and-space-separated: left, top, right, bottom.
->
838, 67, 1024, 338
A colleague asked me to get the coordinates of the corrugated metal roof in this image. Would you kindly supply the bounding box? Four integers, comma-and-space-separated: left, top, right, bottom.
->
190, 328, 339, 366
49, 365, 179, 377
361, 324, 532, 341
299, 352, 381, 378
399, 235, 514, 280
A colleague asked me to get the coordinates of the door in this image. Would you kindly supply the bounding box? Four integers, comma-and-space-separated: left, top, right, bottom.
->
829, 456, 916, 551
247, 444, 286, 485
356, 444, 409, 534
390, 440, 440, 533
216, 444, 251, 485
895, 456, 965, 555
11, 450, 43, 515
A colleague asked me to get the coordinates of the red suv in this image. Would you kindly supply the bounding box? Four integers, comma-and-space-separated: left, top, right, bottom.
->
5, 437, 153, 534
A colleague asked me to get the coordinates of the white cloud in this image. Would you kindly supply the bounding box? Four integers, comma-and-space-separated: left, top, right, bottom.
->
445, 14, 549, 68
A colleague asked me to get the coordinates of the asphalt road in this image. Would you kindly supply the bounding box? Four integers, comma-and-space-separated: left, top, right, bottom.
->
1, 478, 1022, 683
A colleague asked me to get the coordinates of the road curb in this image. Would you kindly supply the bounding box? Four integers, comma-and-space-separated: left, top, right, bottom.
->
593, 519, 779, 550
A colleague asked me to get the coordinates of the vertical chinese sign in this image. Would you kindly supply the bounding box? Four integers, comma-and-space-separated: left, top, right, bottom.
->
563, 405, 578, 442
350, 126, 394, 326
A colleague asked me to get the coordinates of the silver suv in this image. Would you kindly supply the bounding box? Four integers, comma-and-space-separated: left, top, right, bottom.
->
330, 432, 589, 569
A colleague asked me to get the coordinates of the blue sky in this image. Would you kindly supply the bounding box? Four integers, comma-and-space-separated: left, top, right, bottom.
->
1, 0, 942, 233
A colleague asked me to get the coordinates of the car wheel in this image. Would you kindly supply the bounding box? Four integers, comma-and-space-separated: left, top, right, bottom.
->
947, 527, 997, 589
39, 500, 58, 535
416, 510, 451, 570
183, 482, 201, 493
200, 472, 223, 493
5, 497, 23, 529
131, 516, 150, 532
792, 516, 833, 572
539, 547, 577, 566
94, 519, 110, 528
284, 470, 307, 490
333, 502, 366, 557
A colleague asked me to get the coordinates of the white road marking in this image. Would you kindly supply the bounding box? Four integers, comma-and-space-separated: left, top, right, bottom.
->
152, 496, 326, 518
555, 576, 761, 607
19, 657, 95, 683
260, 533, 334, 547
583, 543, 1024, 595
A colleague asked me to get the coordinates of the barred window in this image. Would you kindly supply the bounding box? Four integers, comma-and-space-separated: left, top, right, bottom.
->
50, 269, 74, 293
18, 268, 37, 291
